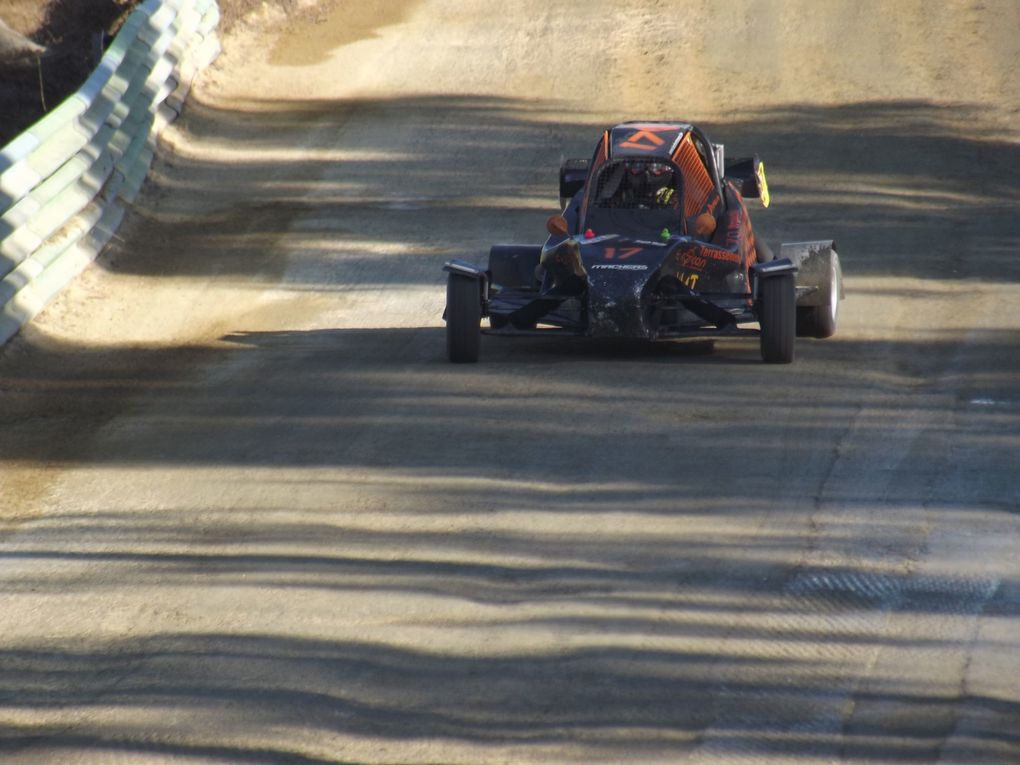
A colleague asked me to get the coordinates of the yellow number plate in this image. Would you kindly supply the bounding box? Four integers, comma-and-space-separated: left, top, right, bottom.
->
757, 161, 771, 208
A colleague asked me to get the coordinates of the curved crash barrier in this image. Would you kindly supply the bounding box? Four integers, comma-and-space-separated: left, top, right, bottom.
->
0, 0, 220, 345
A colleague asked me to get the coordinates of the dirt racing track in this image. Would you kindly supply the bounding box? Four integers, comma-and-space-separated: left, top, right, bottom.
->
0, 1, 1018, 763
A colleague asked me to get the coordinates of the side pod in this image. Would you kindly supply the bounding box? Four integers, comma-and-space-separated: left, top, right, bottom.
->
488, 245, 542, 290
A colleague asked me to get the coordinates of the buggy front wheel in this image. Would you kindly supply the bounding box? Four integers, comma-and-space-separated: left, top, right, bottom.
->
446, 274, 482, 362
759, 273, 796, 364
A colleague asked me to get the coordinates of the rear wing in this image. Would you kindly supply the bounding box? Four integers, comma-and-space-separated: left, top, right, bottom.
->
559, 157, 590, 205
723, 154, 771, 207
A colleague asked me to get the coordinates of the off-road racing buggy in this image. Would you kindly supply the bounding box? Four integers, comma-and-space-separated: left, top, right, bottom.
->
443, 122, 842, 363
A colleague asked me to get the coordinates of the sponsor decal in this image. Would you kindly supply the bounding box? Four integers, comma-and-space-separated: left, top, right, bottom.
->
702, 247, 742, 264
591, 264, 649, 271
680, 252, 708, 271
619, 129, 668, 151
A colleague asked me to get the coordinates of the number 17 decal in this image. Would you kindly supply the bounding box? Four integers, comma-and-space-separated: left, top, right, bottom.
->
604, 247, 643, 260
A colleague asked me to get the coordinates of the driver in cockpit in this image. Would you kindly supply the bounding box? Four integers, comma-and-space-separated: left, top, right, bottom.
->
624, 161, 677, 208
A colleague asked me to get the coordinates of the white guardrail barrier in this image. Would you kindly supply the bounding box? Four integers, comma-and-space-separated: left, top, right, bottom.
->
0, 0, 220, 345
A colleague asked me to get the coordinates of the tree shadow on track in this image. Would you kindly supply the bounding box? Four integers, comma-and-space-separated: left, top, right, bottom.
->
1, 325, 1017, 761
1, 628, 1017, 762
702, 101, 1020, 284
100, 94, 589, 290
2, 324, 1018, 472
100, 95, 1020, 288
2, 95, 1020, 763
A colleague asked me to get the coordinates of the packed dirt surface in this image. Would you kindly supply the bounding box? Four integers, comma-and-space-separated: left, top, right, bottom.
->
1, 1, 1019, 763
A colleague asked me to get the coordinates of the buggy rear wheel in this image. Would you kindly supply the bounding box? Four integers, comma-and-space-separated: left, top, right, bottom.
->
796, 256, 841, 338
759, 273, 796, 364
446, 274, 481, 363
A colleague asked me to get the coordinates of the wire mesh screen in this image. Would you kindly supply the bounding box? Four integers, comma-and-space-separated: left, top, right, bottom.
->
591, 159, 681, 210
584, 159, 684, 237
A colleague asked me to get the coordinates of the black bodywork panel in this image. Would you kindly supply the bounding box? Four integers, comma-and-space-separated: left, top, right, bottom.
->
486, 233, 768, 341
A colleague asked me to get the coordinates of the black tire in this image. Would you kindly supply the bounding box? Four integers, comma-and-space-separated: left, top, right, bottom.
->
796, 259, 840, 338
759, 273, 796, 364
446, 274, 481, 363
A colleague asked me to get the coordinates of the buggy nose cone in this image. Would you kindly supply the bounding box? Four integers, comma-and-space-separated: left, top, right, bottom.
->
586, 267, 654, 338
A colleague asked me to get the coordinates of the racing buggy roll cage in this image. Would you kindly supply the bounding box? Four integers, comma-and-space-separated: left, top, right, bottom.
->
444, 122, 842, 364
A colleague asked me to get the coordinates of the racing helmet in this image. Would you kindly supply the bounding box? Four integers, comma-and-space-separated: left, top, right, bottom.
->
626, 160, 674, 204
